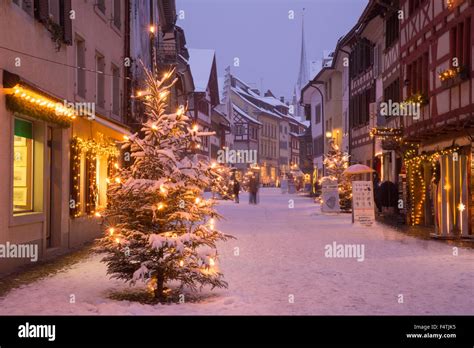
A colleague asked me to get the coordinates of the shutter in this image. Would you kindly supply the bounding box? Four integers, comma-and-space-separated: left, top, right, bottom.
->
114, 0, 121, 29
34, 0, 49, 22
62, 0, 73, 45
373, 45, 379, 78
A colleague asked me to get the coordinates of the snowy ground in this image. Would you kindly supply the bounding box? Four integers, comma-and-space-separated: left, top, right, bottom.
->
0, 188, 473, 315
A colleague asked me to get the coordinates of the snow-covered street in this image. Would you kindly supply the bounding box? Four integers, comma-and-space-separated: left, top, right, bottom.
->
0, 188, 473, 315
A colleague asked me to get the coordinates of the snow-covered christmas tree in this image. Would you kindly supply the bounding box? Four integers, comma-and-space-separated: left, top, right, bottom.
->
96, 66, 233, 302
322, 139, 352, 212
210, 162, 233, 200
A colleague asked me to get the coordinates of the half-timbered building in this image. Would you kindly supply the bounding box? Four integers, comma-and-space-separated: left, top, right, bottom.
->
188, 48, 220, 161
400, 0, 474, 238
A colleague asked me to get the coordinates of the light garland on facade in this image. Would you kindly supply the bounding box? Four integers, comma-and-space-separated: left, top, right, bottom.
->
5, 85, 76, 127
403, 93, 428, 106
70, 136, 120, 218
404, 146, 459, 225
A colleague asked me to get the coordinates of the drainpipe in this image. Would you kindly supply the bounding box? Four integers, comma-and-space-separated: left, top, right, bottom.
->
309, 82, 325, 175
339, 48, 351, 160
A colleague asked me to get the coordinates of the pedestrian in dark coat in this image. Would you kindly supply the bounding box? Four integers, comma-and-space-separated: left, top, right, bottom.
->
233, 180, 240, 203
249, 175, 259, 204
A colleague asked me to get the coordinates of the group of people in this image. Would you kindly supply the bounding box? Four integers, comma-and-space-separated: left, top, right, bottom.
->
232, 174, 259, 205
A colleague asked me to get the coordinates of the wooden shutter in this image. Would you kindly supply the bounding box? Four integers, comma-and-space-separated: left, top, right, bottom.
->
114, 0, 121, 29
62, 0, 73, 45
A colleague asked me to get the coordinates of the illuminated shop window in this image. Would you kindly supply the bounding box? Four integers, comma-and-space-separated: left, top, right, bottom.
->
13, 118, 33, 213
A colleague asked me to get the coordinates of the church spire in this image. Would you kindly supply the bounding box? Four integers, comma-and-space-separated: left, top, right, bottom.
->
296, 8, 309, 89
294, 8, 309, 120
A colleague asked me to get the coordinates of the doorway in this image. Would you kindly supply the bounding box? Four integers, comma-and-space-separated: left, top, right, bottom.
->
46, 126, 62, 248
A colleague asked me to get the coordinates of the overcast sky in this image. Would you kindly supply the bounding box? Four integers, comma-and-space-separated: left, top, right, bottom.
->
176, 0, 368, 101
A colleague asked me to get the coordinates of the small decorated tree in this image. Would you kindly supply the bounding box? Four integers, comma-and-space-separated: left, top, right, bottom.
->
322, 140, 352, 211
96, 66, 233, 302
210, 163, 233, 200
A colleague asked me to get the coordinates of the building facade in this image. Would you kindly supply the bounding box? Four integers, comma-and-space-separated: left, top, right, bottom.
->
400, 0, 474, 237
0, 0, 131, 274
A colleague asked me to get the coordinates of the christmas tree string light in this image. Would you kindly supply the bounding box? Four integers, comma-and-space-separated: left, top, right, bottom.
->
95, 65, 234, 302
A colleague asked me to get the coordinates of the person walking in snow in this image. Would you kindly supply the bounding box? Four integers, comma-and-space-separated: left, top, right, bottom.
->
249, 174, 259, 205
233, 179, 240, 203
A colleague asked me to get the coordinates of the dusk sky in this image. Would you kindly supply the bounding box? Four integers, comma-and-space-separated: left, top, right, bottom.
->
176, 0, 368, 101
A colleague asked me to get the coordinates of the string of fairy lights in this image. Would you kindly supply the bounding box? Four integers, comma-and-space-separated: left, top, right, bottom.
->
370, 125, 465, 226
70, 136, 120, 218
404, 146, 460, 226
100, 87, 219, 276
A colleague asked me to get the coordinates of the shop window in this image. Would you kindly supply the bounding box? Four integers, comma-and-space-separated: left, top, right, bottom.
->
13, 118, 34, 213
96, 155, 108, 209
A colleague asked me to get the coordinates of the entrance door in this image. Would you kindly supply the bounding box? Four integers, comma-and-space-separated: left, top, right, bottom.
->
46, 127, 62, 248
437, 153, 469, 237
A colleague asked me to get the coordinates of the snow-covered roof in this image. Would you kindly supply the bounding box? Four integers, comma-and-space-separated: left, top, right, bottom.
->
283, 113, 308, 128
232, 104, 262, 125
310, 60, 322, 80
232, 74, 288, 109
232, 75, 253, 90
261, 96, 288, 108
188, 48, 215, 93
232, 87, 282, 119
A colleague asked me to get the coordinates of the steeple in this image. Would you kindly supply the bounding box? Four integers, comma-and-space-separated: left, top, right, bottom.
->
296, 9, 309, 91
294, 9, 309, 120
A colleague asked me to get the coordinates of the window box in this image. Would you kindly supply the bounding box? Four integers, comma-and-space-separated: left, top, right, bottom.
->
439, 66, 469, 89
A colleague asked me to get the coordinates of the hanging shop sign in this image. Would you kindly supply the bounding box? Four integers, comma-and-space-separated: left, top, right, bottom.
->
352, 181, 375, 226
370, 127, 403, 137
321, 179, 340, 213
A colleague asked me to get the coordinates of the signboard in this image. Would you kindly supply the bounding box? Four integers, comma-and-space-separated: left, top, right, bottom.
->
370, 127, 403, 137
321, 179, 340, 213
352, 181, 375, 226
